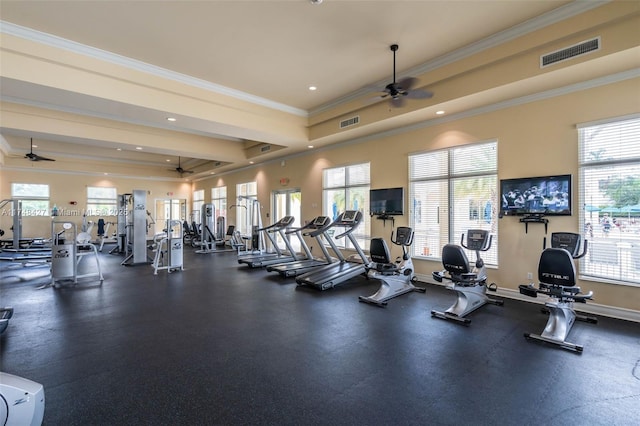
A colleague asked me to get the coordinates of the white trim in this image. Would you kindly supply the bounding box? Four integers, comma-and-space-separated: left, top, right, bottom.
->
0, 21, 307, 118
416, 273, 640, 323
0, 165, 188, 182
576, 112, 640, 129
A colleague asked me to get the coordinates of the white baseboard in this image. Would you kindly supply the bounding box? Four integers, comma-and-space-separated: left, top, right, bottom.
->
416, 274, 640, 324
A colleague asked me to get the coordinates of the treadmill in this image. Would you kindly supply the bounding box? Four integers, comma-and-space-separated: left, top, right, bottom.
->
295, 210, 369, 290
266, 216, 336, 277
237, 215, 302, 268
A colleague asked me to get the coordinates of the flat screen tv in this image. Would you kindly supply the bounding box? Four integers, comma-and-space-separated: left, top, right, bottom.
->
500, 174, 571, 216
370, 187, 404, 216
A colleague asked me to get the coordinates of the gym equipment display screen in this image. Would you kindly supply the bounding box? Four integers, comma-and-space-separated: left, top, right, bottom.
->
370, 187, 404, 216
500, 174, 571, 216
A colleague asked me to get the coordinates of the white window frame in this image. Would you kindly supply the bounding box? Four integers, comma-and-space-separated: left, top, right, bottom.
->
86, 186, 117, 216
10, 183, 50, 216
192, 189, 205, 224
322, 163, 370, 250
211, 186, 227, 221
578, 114, 640, 286
236, 182, 257, 236
408, 141, 498, 265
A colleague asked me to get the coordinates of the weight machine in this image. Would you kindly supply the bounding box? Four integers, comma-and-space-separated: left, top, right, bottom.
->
48, 220, 103, 288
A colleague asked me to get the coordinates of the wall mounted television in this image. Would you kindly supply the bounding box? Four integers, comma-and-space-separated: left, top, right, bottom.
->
370, 187, 404, 216
500, 174, 572, 216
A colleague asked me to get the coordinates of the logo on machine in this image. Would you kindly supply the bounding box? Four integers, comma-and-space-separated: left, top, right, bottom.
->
54, 249, 69, 259
541, 272, 569, 281
172, 242, 182, 250
444, 263, 465, 271
134, 203, 145, 210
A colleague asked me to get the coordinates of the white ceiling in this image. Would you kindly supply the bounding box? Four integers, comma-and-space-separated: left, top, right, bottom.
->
0, 0, 606, 178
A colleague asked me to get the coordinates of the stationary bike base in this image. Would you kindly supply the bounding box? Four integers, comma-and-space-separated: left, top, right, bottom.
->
359, 280, 426, 308
431, 284, 503, 325
524, 332, 584, 353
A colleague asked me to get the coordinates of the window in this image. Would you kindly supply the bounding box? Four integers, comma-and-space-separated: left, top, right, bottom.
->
323, 163, 370, 250
10, 183, 50, 216
192, 189, 204, 224
236, 182, 257, 235
409, 141, 498, 264
578, 115, 640, 286
211, 186, 227, 224
87, 186, 117, 216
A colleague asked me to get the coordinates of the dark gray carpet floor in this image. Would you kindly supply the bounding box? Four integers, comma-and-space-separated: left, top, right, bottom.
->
1, 249, 639, 425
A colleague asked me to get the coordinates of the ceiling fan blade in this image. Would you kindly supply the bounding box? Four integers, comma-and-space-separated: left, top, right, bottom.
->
406, 89, 434, 100
26, 153, 55, 161
182, 170, 194, 174
396, 77, 419, 91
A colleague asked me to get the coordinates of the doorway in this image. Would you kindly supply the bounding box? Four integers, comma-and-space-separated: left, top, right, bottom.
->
272, 189, 302, 252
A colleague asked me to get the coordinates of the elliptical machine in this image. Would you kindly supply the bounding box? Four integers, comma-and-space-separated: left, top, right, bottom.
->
519, 232, 597, 352
431, 229, 503, 324
359, 227, 426, 307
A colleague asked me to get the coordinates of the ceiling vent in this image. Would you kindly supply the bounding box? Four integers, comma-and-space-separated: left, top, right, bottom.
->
339, 116, 360, 129
260, 145, 271, 153
540, 37, 600, 68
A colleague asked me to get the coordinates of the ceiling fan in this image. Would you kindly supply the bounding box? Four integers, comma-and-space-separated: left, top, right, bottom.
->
373, 44, 434, 108
170, 157, 194, 176
25, 138, 55, 161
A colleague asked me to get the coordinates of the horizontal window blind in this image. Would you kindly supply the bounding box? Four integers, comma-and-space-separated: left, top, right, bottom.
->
578, 115, 640, 285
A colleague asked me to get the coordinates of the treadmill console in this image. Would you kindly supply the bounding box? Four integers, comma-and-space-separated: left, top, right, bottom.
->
280, 216, 295, 225
342, 210, 358, 222
312, 216, 331, 227
550, 232, 581, 257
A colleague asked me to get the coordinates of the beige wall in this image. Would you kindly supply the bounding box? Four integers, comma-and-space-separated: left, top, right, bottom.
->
194, 77, 640, 312
0, 171, 191, 240
1, 80, 638, 313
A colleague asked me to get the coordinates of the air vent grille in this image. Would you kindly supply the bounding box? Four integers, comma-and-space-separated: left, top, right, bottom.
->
339, 116, 360, 129
541, 37, 600, 68
260, 145, 271, 152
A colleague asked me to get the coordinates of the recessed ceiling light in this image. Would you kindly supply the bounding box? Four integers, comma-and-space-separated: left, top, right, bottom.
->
167, 117, 177, 122
308, 145, 314, 149
104, 173, 108, 176
32, 145, 38, 148
436, 110, 445, 115
166, 159, 171, 162
249, 161, 254, 164
135, 147, 143, 150
116, 148, 122, 151
309, 86, 317, 91
210, 172, 215, 175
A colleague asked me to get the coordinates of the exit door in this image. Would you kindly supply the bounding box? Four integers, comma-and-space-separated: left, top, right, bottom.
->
272, 189, 302, 252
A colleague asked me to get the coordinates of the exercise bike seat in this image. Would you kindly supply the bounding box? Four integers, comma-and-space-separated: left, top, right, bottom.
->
433, 244, 485, 286
368, 238, 399, 275
519, 248, 593, 303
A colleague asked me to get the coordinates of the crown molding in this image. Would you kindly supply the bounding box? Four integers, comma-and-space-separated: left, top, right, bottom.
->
0, 21, 308, 118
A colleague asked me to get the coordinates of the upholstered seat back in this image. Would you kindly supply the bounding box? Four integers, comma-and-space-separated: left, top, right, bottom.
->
441, 244, 471, 275
538, 247, 577, 287
370, 238, 391, 265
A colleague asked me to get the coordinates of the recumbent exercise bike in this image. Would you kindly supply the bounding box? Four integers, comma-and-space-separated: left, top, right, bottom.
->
432, 229, 503, 324
519, 232, 597, 353
359, 226, 426, 307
